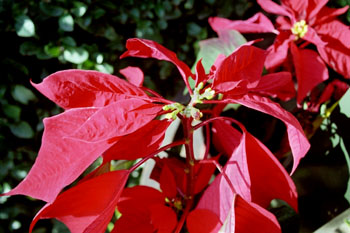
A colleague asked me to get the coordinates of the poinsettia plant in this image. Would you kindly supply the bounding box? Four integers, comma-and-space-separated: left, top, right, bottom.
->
209, 0, 350, 110
2, 38, 310, 233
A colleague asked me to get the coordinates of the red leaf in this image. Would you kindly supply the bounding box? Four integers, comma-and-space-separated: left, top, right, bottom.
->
103, 119, 170, 161
245, 131, 298, 210
159, 164, 177, 199
229, 93, 310, 174
149, 204, 178, 233
120, 38, 194, 85
31, 69, 148, 109
290, 44, 328, 103
186, 209, 221, 233
118, 185, 166, 214
316, 20, 350, 78
307, 0, 328, 21
5, 108, 115, 202
280, 0, 307, 19
251, 71, 296, 100
257, 0, 292, 18
209, 13, 277, 34
212, 45, 267, 95
112, 212, 155, 233
30, 170, 129, 233
265, 32, 293, 70
195, 59, 207, 87
313, 5, 349, 24
193, 161, 216, 194
119, 66, 144, 87
70, 99, 162, 142
233, 195, 281, 233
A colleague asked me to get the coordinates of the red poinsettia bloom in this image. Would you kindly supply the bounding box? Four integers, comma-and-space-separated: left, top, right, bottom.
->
2, 38, 309, 233
209, 0, 350, 106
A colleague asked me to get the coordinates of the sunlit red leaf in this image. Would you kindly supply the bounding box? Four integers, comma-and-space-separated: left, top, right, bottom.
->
4, 108, 114, 202
70, 99, 162, 142
31, 69, 148, 109
30, 170, 129, 233
120, 38, 194, 86
228, 93, 310, 174
209, 13, 276, 34
186, 209, 221, 233
230, 195, 281, 233
290, 44, 328, 103
119, 66, 144, 87
212, 45, 266, 95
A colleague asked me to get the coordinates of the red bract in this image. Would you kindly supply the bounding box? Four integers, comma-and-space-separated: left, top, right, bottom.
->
209, 0, 350, 106
2, 38, 310, 232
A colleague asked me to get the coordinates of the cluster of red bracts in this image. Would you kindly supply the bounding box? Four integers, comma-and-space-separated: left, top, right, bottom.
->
1, 37, 311, 232
209, 0, 350, 110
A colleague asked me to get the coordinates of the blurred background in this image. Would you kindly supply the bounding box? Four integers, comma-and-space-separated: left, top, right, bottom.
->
0, 0, 349, 232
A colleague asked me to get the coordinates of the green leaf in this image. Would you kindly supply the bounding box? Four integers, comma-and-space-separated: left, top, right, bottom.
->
95, 63, 114, 74
195, 30, 247, 72
39, 2, 64, 17
44, 44, 61, 57
19, 41, 40, 56
15, 15, 35, 37
339, 88, 350, 117
3, 104, 21, 121
63, 47, 89, 64
59, 14, 74, 32
71, 2, 87, 17
11, 85, 37, 105
61, 36, 76, 47
9, 121, 34, 139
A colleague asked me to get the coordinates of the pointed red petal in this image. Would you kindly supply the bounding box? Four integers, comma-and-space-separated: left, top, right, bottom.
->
186, 209, 221, 233
290, 45, 328, 103
257, 0, 292, 18
159, 164, 177, 199
212, 45, 267, 95
103, 120, 170, 161
314, 5, 349, 24
120, 38, 194, 87
70, 99, 162, 142
30, 170, 129, 233
5, 108, 115, 202
149, 204, 177, 233
265, 32, 293, 70
119, 66, 144, 87
233, 195, 281, 233
31, 69, 148, 109
209, 13, 276, 34
252, 72, 295, 100
228, 94, 310, 174
307, 0, 328, 20
245, 132, 298, 210
280, 0, 307, 18
316, 20, 350, 78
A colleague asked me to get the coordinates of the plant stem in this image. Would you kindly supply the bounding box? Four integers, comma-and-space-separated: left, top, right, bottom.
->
175, 117, 196, 232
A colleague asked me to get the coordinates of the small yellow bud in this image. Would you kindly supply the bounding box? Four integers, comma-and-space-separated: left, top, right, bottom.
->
291, 20, 308, 40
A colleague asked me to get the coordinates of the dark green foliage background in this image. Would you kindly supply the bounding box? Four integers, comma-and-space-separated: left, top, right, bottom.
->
0, 0, 254, 232
0, 0, 349, 233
